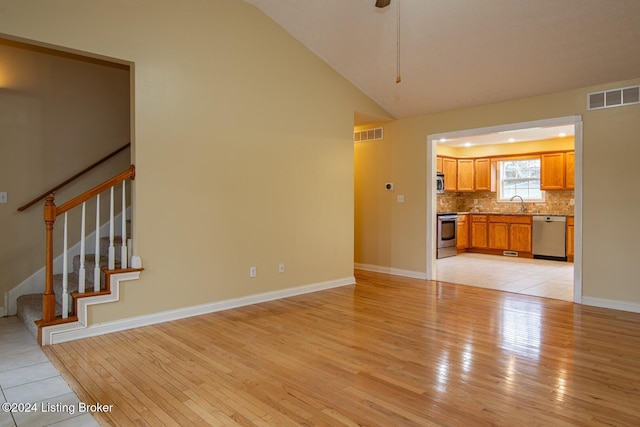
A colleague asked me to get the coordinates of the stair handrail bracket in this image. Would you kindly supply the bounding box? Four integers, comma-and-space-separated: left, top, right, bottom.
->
41, 165, 136, 334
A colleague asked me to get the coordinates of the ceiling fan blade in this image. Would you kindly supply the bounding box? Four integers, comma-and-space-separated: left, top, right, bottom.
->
375, 0, 391, 8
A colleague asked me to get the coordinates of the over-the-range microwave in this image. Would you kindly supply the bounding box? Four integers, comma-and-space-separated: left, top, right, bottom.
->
436, 173, 445, 194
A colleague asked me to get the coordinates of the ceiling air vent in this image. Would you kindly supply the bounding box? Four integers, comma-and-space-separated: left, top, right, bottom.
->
588, 85, 640, 110
354, 127, 384, 143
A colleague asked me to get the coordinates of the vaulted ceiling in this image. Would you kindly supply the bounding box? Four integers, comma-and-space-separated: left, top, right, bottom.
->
244, 0, 640, 123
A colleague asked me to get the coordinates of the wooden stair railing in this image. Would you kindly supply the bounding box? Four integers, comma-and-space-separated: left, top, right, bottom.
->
41, 165, 136, 325
18, 142, 131, 212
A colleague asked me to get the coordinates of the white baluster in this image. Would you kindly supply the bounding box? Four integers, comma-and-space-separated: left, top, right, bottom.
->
62, 213, 69, 318
108, 187, 115, 270
78, 202, 86, 293
127, 238, 133, 268
121, 181, 128, 269
94, 194, 101, 292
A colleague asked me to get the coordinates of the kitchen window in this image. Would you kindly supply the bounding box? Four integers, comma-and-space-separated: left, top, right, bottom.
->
497, 158, 544, 202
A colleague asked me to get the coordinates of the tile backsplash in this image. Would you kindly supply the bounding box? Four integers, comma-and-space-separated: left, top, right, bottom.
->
438, 190, 574, 215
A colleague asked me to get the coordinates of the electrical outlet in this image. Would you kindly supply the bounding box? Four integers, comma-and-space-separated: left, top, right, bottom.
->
0, 192, 7, 204
397, 195, 405, 203
250, 266, 257, 278
569, 198, 575, 206
278, 263, 285, 273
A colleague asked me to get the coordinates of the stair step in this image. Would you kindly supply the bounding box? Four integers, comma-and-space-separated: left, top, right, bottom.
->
16, 293, 58, 339
72, 254, 108, 278
99, 236, 125, 261
15, 223, 132, 341
53, 272, 107, 297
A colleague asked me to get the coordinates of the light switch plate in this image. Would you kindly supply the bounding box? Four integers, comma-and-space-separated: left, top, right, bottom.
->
0, 192, 7, 203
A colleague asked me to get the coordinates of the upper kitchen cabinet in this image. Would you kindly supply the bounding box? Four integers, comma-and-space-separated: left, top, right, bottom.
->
541, 151, 574, 190
442, 157, 457, 192
436, 156, 443, 173
565, 151, 575, 189
474, 158, 495, 192
457, 159, 475, 191
540, 152, 565, 190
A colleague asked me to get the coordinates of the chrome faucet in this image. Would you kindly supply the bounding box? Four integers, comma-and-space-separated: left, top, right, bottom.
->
510, 195, 526, 213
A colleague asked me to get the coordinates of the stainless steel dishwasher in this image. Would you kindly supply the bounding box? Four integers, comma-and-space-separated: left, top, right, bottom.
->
532, 216, 567, 261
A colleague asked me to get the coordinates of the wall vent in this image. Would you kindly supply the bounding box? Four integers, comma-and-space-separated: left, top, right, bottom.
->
588, 85, 640, 110
354, 127, 383, 142
503, 251, 519, 257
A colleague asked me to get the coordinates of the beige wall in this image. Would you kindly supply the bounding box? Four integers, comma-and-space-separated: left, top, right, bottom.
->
0, 40, 130, 298
355, 77, 640, 305
0, 0, 389, 322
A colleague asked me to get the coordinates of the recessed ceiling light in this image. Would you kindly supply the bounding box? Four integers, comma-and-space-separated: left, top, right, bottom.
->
439, 138, 447, 142
559, 132, 567, 137
508, 138, 515, 142
464, 142, 472, 147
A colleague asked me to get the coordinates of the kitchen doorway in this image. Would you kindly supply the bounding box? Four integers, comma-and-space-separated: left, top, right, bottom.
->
426, 116, 582, 303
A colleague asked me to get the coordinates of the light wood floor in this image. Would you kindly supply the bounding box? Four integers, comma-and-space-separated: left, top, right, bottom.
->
44, 270, 640, 426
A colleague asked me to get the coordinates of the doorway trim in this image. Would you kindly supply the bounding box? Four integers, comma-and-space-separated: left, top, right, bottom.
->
426, 115, 583, 303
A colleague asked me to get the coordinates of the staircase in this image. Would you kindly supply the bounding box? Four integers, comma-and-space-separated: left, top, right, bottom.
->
12, 165, 139, 345
16, 233, 127, 339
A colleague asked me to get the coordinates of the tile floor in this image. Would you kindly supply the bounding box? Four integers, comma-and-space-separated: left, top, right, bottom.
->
0, 316, 98, 427
436, 252, 574, 301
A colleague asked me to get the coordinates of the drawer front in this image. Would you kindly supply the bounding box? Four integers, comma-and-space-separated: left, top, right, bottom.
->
471, 215, 487, 222
488, 215, 532, 224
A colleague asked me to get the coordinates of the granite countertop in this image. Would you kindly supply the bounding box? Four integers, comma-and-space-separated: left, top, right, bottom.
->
453, 211, 574, 216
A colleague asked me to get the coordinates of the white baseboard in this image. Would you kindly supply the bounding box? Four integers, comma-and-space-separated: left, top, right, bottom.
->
581, 296, 640, 314
354, 263, 427, 280
44, 275, 355, 345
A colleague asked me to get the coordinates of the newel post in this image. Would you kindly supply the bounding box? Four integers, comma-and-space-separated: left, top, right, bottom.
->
42, 195, 57, 323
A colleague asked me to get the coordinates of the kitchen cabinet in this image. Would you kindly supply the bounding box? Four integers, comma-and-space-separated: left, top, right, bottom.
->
457, 159, 475, 192
436, 156, 443, 173
510, 223, 532, 252
488, 215, 532, 253
442, 158, 457, 191
541, 152, 565, 190
565, 151, 575, 189
566, 216, 574, 258
474, 158, 494, 192
488, 222, 509, 250
457, 214, 469, 250
470, 215, 488, 248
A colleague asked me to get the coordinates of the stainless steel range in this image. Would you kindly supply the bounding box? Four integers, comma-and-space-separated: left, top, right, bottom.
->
437, 213, 458, 259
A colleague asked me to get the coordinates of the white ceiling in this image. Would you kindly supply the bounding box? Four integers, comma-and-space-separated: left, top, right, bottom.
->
243, 0, 640, 124
437, 124, 575, 148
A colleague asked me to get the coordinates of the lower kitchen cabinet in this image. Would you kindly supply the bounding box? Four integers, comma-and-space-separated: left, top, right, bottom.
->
470, 215, 488, 248
470, 215, 532, 256
457, 214, 469, 250
567, 216, 574, 259
488, 222, 509, 250
489, 215, 532, 253
510, 223, 532, 252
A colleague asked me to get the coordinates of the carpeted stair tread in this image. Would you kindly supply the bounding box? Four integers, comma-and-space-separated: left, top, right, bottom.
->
15, 227, 130, 341
16, 293, 62, 339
